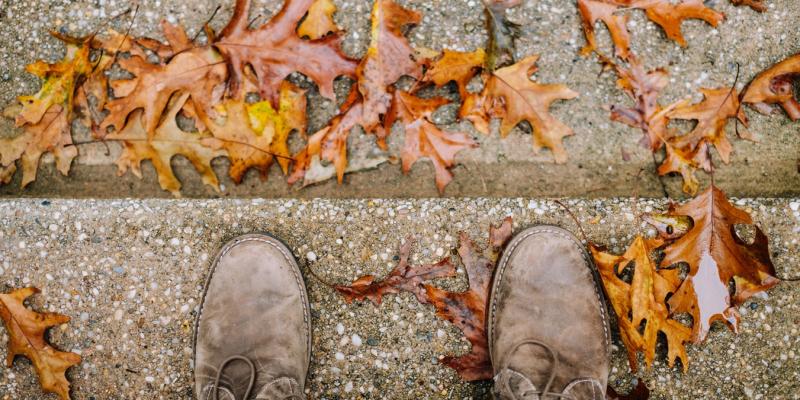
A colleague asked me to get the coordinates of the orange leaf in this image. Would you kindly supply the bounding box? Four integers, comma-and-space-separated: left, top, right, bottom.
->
101, 47, 227, 135
385, 91, 477, 193
661, 185, 780, 342
578, 0, 632, 59
215, 0, 357, 103
0, 287, 82, 400
0, 105, 76, 187
297, 0, 340, 39
591, 236, 692, 372
106, 94, 225, 196
483, 55, 579, 163
742, 53, 800, 121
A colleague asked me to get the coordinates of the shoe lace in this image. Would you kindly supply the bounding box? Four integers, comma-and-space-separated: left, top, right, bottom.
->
498, 339, 576, 400
212, 355, 256, 400
211, 355, 304, 400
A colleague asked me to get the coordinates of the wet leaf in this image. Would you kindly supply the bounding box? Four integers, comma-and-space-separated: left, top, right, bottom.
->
297, 0, 340, 39
0, 105, 76, 187
356, 0, 422, 130
384, 90, 477, 193
661, 185, 780, 342
484, 0, 521, 71
106, 94, 225, 197
215, 0, 357, 103
591, 236, 693, 372
0, 287, 82, 400
742, 53, 800, 121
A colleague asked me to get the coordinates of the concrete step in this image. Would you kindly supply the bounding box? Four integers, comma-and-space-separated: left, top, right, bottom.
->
1, 0, 799, 199
0, 198, 798, 399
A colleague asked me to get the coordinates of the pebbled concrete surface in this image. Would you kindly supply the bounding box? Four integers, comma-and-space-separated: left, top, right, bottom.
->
0, 197, 798, 399
0, 0, 799, 198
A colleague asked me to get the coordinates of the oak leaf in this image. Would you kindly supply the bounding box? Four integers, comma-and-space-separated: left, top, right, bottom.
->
246, 81, 308, 174
288, 90, 364, 185
297, 0, 340, 39
660, 185, 780, 342
384, 90, 477, 193
484, 0, 522, 71
665, 87, 747, 167
0, 287, 82, 400
336, 238, 456, 305
591, 236, 692, 372
101, 47, 227, 135
356, 0, 422, 130
15, 38, 92, 127
482, 55, 579, 163
730, 0, 766, 12
742, 54, 800, 121
657, 141, 702, 195
422, 49, 487, 128
215, 0, 357, 103
0, 105, 77, 187
578, 0, 724, 58
106, 94, 225, 196
578, 0, 632, 60
336, 217, 513, 381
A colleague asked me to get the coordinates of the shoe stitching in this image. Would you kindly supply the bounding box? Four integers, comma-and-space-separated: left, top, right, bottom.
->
488, 226, 611, 364
193, 234, 312, 392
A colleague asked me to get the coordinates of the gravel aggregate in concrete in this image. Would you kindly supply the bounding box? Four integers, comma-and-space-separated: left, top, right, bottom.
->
0, 197, 798, 399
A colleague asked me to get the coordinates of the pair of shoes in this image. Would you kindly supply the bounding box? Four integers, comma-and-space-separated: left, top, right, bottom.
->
193, 227, 610, 400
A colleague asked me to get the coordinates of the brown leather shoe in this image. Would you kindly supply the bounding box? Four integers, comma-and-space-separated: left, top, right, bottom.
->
194, 234, 311, 400
488, 226, 611, 400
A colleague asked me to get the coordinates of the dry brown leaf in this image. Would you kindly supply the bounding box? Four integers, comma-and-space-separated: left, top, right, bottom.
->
356, 0, 422, 130
661, 185, 780, 342
102, 47, 227, 135
106, 94, 224, 196
609, 55, 671, 151
591, 236, 693, 372
633, 0, 724, 47
215, 0, 357, 103
336, 238, 456, 305
297, 0, 340, 39
0, 105, 77, 187
482, 55, 579, 163
657, 141, 702, 195
423, 49, 487, 126
336, 217, 513, 381
742, 54, 800, 121
382, 90, 477, 193
0, 287, 81, 400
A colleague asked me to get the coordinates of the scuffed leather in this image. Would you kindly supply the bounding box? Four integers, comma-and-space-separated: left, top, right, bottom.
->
255, 377, 304, 399
194, 234, 311, 400
488, 226, 610, 400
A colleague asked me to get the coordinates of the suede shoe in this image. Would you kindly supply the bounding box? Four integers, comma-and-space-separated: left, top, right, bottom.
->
488, 226, 611, 400
194, 234, 311, 400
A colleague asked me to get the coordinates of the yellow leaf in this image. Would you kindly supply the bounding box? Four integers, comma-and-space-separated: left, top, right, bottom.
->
297, 0, 340, 39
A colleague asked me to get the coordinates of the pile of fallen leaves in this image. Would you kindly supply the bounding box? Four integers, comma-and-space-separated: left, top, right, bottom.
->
1, 0, 581, 195
578, 0, 799, 196
335, 187, 780, 396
